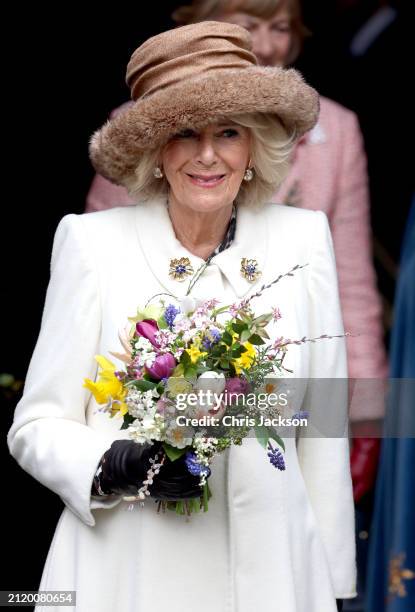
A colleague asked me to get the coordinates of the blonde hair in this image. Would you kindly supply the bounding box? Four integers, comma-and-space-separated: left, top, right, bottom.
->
125, 113, 296, 209
172, 0, 310, 65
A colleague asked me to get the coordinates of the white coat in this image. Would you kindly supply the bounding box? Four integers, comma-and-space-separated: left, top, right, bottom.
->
7, 199, 357, 611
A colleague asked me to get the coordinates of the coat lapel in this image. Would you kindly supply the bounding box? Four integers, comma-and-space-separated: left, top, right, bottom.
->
212, 204, 268, 297
134, 198, 268, 299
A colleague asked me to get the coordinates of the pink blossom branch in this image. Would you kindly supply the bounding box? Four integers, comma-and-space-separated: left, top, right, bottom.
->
246, 263, 309, 305
278, 332, 353, 348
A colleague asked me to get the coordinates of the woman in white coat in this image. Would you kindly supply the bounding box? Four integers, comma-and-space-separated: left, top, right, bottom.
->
7, 21, 356, 612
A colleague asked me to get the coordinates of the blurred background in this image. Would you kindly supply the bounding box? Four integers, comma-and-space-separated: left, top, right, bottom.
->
1, 1, 413, 610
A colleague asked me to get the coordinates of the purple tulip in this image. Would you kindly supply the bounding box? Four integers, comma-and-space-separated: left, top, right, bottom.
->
225, 377, 251, 405
136, 319, 159, 347
146, 353, 176, 380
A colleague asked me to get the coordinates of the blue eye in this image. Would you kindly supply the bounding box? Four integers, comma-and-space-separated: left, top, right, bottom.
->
220, 128, 239, 138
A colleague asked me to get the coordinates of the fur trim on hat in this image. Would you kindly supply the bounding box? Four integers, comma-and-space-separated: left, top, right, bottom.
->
90, 66, 319, 187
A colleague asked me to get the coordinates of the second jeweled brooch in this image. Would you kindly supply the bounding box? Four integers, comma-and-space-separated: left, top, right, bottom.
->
169, 257, 194, 281
240, 257, 262, 282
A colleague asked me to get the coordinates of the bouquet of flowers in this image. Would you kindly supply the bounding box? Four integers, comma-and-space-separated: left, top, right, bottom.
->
84, 264, 342, 515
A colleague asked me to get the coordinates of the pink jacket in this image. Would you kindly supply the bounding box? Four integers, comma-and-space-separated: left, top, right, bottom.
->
85, 96, 388, 420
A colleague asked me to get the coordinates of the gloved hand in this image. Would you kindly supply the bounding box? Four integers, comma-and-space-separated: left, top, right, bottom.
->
150, 452, 205, 500
97, 439, 203, 500
350, 437, 381, 504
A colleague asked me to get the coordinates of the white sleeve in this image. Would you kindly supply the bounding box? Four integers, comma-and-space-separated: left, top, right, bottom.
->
7, 214, 122, 527
297, 211, 357, 598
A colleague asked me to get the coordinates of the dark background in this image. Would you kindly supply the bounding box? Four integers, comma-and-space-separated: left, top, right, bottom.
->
1, 0, 412, 595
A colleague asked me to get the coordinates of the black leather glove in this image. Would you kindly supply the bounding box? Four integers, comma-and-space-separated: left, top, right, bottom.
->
97, 439, 203, 500
336, 599, 343, 611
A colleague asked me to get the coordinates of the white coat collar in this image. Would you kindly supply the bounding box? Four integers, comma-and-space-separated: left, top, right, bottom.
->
134, 198, 268, 299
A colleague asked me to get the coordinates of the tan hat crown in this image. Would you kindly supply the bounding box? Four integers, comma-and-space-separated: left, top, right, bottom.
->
90, 21, 320, 187
126, 21, 258, 101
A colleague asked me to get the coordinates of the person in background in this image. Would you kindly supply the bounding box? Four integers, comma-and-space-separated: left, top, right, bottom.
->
85, 5, 387, 605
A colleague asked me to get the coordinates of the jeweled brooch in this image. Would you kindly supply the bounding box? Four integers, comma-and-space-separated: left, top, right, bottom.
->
240, 257, 261, 282
169, 257, 194, 281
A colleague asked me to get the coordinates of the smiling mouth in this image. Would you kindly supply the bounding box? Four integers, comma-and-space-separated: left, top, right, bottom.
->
186, 174, 226, 186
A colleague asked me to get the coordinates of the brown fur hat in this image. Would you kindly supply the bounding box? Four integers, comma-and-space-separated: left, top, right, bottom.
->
89, 21, 319, 187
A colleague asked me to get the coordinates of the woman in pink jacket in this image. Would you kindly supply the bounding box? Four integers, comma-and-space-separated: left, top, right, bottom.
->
85, 0, 387, 500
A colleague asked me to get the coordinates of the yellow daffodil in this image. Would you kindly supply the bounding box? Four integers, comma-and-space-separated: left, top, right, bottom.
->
232, 342, 256, 375
186, 344, 208, 364
83, 355, 128, 417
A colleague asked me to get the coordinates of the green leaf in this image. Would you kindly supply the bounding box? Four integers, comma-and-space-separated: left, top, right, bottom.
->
120, 414, 135, 430
132, 379, 157, 391
254, 425, 269, 449
180, 350, 191, 367
239, 313, 252, 324
211, 344, 227, 357
172, 363, 184, 376
157, 315, 169, 329
202, 481, 212, 512
212, 305, 231, 316
188, 497, 201, 514
248, 334, 265, 345
219, 359, 230, 369
184, 365, 198, 379
257, 329, 270, 340
162, 443, 187, 462
222, 331, 233, 346
232, 322, 248, 334
253, 313, 273, 327
267, 428, 285, 452
234, 317, 248, 325
240, 329, 251, 343
231, 347, 245, 358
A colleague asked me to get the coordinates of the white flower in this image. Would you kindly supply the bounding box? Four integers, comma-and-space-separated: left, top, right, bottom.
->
135, 337, 154, 352
126, 388, 159, 418
191, 312, 210, 330
164, 422, 194, 449
173, 314, 192, 333
178, 296, 203, 315
144, 353, 157, 368
174, 347, 184, 360
182, 328, 200, 343
128, 414, 164, 444
128, 428, 152, 445
195, 371, 226, 394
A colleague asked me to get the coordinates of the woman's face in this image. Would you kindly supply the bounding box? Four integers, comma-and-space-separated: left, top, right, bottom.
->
161, 121, 251, 214
218, 8, 293, 67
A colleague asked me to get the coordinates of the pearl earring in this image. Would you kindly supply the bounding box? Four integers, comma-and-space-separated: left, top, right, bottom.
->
153, 166, 164, 179
243, 167, 254, 182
